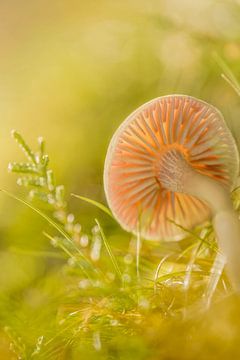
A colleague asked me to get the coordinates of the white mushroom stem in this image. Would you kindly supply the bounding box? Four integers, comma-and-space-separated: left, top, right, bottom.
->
158, 149, 240, 290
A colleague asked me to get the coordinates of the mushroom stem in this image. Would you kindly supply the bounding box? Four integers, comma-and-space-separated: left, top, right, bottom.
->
184, 170, 240, 290
158, 149, 240, 290
213, 210, 240, 290
183, 169, 232, 214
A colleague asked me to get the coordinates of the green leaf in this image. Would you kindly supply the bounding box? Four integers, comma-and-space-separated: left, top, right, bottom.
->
11, 130, 37, 164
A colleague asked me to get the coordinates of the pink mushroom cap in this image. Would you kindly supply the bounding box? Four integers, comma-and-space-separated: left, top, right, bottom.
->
104, 95, 239, 241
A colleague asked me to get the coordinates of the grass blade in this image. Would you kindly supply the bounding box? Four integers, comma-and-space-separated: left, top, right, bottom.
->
95, 218, 122, 282
0, 189, 94, 271
136, 220, 142, 281
204, 252, 226, 308
72, 194, 114, 220
213, 53, 240, 96
167, 218, 219, 253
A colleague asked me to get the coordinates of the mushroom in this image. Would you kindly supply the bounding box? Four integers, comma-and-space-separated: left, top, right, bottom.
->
104, 95, 240, 289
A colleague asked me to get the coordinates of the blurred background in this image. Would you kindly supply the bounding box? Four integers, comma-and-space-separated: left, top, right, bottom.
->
1, 0, 240, 338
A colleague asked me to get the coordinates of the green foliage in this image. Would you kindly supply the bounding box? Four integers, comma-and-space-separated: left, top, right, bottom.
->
1, 131, 239, 359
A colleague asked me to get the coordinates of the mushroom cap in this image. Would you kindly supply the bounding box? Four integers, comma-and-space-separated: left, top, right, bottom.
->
104, 95, 239, 241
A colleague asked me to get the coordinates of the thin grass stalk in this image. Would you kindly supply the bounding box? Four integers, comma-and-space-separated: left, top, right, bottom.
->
95, 218, 122, 282
72, 194, 114, 219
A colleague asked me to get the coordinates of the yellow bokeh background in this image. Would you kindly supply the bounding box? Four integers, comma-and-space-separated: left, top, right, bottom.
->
0, 0, 240, 246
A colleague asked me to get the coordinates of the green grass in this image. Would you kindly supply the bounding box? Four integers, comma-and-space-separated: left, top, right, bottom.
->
0, 127, 239, 359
